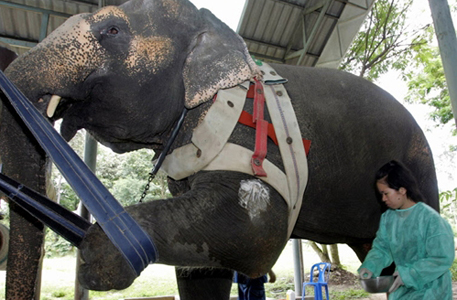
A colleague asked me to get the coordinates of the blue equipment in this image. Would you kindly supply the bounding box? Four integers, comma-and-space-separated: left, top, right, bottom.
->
302, 262, 331, 300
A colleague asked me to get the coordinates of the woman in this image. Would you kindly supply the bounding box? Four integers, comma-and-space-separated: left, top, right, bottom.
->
358, 160, 455, 299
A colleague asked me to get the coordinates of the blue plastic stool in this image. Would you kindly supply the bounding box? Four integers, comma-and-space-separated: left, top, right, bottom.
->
302, 262, 331, 300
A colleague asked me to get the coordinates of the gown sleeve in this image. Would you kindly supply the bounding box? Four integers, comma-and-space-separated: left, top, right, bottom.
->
358, 212, 394, 277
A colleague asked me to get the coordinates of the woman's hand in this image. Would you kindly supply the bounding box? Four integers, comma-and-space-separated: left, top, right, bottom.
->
388, 271, 404, 293
358, 268, 373, 279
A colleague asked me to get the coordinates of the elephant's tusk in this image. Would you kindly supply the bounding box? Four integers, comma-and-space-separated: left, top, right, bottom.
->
46, 95, 62, 118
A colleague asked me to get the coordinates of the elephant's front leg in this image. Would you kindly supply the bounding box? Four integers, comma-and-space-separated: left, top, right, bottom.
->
78, 171, 289, 291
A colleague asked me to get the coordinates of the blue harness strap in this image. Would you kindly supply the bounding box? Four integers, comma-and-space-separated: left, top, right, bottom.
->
0, 70, 157, 275
0, 173, 91, 247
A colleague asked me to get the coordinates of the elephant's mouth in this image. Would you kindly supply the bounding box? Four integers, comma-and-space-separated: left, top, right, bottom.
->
39, 93, 82, 141
40, 94, 72, 119
38, 93, 160, 153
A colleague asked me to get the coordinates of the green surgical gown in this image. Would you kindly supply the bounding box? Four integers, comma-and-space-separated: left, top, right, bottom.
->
359, 202, 455, 300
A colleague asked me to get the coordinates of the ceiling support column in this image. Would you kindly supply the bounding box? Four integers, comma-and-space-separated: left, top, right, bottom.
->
428, 0, 457, 128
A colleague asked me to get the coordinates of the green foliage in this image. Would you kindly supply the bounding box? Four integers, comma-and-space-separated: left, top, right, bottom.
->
404, 43, 455, 127
340, 0, 430, 81
440, 188, 457, 230
50, 130, 172, 220
51, 290, 67, 298
440, 188, 457, 207
56, 181, 80, 211
450, 259, 457, 281
44, 228, 75, 257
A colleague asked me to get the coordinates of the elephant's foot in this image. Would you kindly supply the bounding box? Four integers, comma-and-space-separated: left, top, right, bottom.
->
78, 224, 137, 290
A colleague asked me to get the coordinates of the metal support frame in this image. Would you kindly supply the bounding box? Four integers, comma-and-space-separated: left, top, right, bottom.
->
293, 239, 305, 297
39, 13, 49, 42
284, 0, 335, 64
74, 133, 97, 300
0, 1, 72, 18
0, 1, 71, 51
428, 0, 457, 128
0, 37, 37, 49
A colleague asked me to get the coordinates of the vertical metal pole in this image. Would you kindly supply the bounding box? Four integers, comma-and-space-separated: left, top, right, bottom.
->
428, 0, 457, 128
75, 2, 104, 298
74, 133, 97, 300
39, 13, 49, 42
292, 239, 304, 296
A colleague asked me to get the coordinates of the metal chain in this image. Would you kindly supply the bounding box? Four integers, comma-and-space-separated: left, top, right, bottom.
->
137, 108, 188, 203
139, 171, 155, 203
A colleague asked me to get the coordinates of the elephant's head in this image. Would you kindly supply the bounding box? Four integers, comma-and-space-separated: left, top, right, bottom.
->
5, 0, 259, 153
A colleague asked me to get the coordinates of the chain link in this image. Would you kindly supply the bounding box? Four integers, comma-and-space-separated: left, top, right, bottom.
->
137, 108, 188, 204
139, 172, 155, 203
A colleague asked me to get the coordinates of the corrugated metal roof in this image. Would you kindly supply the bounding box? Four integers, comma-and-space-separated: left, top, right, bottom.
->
238, 0, 374, 68
0, 0, 373, 68
0, 0, 128, 55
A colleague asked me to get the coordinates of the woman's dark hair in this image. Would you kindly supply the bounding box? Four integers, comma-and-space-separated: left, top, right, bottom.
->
375, 160, 424, 202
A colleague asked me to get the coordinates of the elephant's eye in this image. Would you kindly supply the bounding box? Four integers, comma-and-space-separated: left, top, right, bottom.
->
105, 26, 119, 36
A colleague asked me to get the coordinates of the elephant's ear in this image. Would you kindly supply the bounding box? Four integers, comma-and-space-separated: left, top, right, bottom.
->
183, 9, 260, 109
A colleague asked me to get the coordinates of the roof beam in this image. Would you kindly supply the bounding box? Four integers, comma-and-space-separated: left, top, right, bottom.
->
248, 52, 285, 63
0, 36, 37, 49
270, 0, 306, 10
285, 0, 334, 64
0, 1, 72, 18
244, 37, 290, 52
40, 13, 50, 42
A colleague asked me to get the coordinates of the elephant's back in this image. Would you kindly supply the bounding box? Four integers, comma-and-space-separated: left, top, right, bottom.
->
269, 64, 439, 244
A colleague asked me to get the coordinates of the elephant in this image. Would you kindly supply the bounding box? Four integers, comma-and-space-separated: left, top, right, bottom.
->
0, 46, 17, 72
0, 0, 438, 299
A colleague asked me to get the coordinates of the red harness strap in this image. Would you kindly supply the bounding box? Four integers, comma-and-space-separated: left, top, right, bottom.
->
213, 81, 311, 176
239, 110, 278, 145
239, 83, 311, 159
251, 78, 268, 176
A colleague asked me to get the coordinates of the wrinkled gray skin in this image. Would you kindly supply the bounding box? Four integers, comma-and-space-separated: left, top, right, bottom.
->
1, 46, 50, 299
0, 0, 438, 299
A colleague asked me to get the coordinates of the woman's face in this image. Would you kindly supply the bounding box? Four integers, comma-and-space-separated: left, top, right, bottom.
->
376, 181, 414, 210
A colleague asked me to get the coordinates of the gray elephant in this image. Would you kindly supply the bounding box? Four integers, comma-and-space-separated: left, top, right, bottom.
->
0, 0, 438, 299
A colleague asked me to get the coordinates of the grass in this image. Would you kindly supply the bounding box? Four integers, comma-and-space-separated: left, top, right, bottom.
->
0, 242, 386, 299
330, 289, 370, 300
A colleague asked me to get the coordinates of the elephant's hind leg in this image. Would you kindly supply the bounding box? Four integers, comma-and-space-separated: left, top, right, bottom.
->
176, 267, 233, 300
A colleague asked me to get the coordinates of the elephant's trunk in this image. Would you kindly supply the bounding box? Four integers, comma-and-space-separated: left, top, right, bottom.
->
0, 91, 50, 299
4, 13, 103, 109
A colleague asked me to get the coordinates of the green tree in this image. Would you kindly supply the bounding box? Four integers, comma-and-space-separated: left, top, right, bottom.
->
439, 188, 457, 230
53, 142, 170, 208
340, 0, 430, 81
403, 38, 455, 131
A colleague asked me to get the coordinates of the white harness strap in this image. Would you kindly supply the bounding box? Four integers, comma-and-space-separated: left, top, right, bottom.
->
262, 63, 308, 236
161, 63, 308, 238
161, 82, 249, 179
